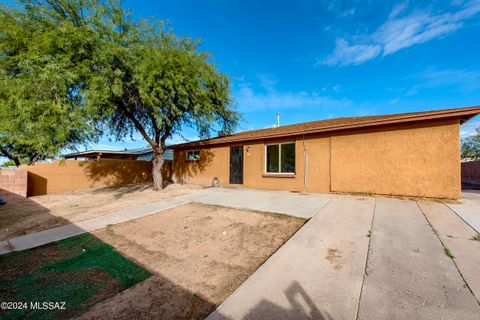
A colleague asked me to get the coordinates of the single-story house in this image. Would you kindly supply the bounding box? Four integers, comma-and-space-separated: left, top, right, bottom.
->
64, 148, 173, 161
169, 106, 480, 200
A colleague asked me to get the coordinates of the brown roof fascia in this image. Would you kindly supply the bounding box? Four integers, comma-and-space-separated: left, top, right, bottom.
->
169, 106, 480, 149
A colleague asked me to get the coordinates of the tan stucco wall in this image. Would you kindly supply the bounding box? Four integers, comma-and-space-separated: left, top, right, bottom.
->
330, 119, 461, 199
173, 118, 461, 199
173, 137, 332, 193
173, 147, 230, 186
21, 159, 152, 196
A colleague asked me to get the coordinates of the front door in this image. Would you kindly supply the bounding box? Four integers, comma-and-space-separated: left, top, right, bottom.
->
229, 146, 243, 184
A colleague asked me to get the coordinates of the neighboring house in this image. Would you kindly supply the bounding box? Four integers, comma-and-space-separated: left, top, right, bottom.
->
169, 106, 480, 200
63, 148, 174, 161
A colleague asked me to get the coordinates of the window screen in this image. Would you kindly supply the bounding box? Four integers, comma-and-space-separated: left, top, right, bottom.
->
265, 143, 295, 173
266, 144, 279, 172
186, 150, 200, 160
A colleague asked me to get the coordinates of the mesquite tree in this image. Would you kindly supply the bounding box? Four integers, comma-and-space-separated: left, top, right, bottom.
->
87, 22, 239, 190
461, 127, 480, 160
0, 0, 99, 166
3, 0, 239, 189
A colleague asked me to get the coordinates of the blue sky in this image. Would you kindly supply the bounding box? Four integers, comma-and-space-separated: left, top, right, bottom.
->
93, 0, 480, 151
3, 0, 480, 160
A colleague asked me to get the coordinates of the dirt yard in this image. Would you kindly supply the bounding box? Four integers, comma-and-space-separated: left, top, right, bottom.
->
77, 203, 305, 320
0, 233, 152, 320
0, 183, 204, 240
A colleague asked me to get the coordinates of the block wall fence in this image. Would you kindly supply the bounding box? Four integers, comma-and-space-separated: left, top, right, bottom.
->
462, 160, 480, 189
0, 169, 28, 201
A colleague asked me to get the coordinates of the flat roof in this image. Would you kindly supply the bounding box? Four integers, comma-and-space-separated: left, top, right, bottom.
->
168, 106, 480, 149
64, 147, 153, 158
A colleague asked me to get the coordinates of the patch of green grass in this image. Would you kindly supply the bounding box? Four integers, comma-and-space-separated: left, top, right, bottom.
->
444, 247, 455, 259
0, 233, 152, 320
367, 230, 372, 238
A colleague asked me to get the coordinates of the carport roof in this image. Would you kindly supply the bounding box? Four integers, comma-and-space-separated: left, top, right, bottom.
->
169, 105, 480, 148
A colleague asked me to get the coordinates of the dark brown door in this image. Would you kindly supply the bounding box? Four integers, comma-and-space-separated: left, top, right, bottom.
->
229, 146, 243, 184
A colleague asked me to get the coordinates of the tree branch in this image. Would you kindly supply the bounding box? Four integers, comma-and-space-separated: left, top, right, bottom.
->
124, 108, 158, 150
0, 144, 21, 166
119, 83, 159, 151
150, 114, 160, 145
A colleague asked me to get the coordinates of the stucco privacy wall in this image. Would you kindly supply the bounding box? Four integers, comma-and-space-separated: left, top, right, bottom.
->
330, 119, 461, 199
22, 159, 152, 196
462, 160, 480, 188
0, 169, 27, 201
172, 118, 461, 199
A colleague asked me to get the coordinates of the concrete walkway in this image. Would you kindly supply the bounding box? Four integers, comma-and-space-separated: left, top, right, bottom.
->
208, 196, 374, 320
2, 186, 480, 319
420, 201, 480, 301
191, 187, 331, 218
0, 197, 191, 254
357, 198, 479, 320
207, 195, 480, 320
446, 190, 480, 233
0, 187, 330, 254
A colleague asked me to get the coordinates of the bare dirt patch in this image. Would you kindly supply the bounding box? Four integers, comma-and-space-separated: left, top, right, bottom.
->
77, 203, 305, 320
0, 183, 203, 240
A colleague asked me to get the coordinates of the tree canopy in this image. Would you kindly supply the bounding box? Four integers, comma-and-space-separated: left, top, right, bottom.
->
1, 0, 239, 189
461, 127, 480, 161
0, 0, 99, 165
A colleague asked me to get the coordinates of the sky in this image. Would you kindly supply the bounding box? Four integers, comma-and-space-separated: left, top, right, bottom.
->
92, 0, 480, 151
3, 0, 480, 159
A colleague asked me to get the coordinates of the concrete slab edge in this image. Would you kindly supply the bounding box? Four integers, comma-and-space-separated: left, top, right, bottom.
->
355, 198, 377, 320
443, 202, 480, 234
205, 198, 333, 319
417, 202, 480, 307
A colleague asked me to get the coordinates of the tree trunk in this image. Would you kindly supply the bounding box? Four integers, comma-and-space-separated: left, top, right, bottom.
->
13, 157, 21, 167
152, 150, 164, 191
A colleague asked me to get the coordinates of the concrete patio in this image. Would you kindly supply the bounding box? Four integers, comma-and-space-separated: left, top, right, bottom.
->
0, 187, 329, 254
205, 189, 480, 320
2, 186, 479, 319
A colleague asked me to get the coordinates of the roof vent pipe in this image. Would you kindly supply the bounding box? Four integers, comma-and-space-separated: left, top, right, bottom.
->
276, 113, 280, 127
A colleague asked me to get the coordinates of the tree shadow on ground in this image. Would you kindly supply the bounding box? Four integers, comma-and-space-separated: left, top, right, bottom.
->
0, 189, 75, 241
209, 281, 334, 320
0, 193, 216, 320
0, 232, 156, 320
77, 274, 217, 320
86, 183, 154, 200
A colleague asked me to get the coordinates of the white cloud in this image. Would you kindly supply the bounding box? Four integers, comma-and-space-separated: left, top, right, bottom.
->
233, 81, 351, 111
322, 1, 480, 66
409, 68, 480, 93
389, 98, 399, 105
323, 39, 382, 66
461, 120, 480, 137
257, 74, 278, 92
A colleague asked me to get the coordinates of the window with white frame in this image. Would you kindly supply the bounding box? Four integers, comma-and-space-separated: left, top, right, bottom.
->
186, 150, 200, 161
265, 142, 295, 173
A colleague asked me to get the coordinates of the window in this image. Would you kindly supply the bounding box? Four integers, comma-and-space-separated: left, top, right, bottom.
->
186, 150, 200, 161
265, 142, 295, 173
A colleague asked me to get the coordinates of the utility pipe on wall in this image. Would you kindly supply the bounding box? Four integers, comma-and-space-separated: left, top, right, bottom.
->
303, 134, 308, 189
